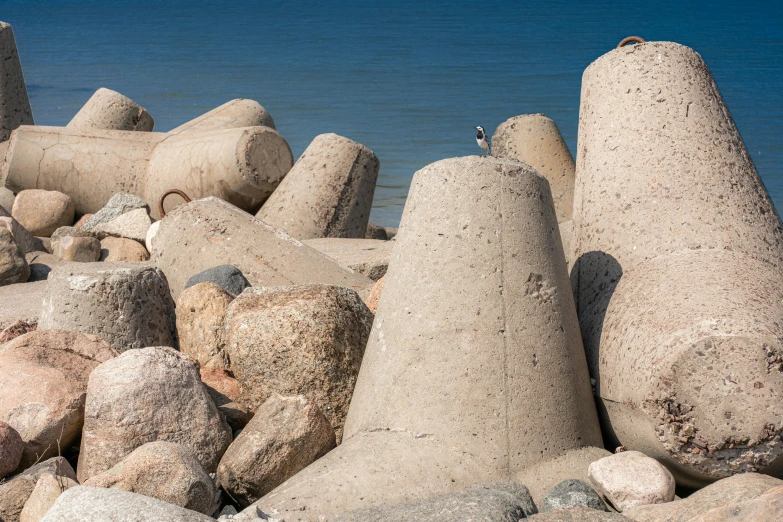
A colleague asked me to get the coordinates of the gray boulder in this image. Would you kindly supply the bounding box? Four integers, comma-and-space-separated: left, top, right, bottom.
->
81, 192, 149, 232
0, 227, 29, 286
542, 480, 607, 512
526, 508, 633, 521
184, 264, 250, 297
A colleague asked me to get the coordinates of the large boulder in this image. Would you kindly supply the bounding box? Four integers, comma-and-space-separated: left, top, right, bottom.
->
83, 441, 217, 515
99, 236, 150, 262
77, 347, 232, 482
176, 282, 233, 370
224, 284, 373, 439
0, 227, 29, 285
19, 473, 78, 522
217, 394, 335, 507
11, 190, 74, 237
150, 197, 374, 301
38, 262, 176, 352
0, 457, 76, 522
0, 330, 118, 470
67, 87, 154, 132
39, 486, 217, 522
92, 208, 152, 243
257, 133, 379, 240
0, 420, 23, 478
81, 192, 149, 232
0, 21, 34, 142
51, 235, 101, 262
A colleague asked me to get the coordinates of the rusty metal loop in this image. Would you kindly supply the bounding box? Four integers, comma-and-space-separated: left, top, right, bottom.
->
158, 189, 192, 218
617, 36, 646, 48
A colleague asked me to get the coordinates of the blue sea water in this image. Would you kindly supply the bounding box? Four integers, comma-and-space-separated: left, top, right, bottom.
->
3, 0, 781, 227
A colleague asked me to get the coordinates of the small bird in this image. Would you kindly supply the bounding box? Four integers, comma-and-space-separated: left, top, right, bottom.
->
475, 126, 491, 156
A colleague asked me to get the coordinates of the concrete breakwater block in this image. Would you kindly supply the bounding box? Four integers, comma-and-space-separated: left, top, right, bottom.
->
168, 98, 276, 134
492, 114, 575, 223
0, 21, 34, 142
573, 41, 783, 487
38, 262, 176, 352
67, 87, 154, 132
245, 156, 602, 520
0, 124, 293, 218
302, 237, 394, 280
149, 197, 374, 301
257, 133, 379, 240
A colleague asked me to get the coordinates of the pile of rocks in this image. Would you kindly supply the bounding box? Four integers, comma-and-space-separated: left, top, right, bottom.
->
1, 18, 782, 522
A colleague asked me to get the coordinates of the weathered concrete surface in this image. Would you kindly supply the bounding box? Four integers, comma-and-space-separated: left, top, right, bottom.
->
150, 197, 374, 301
38, 262, 176, 352
169, 98, 276, 133
492, 114, 575, 223
0, 125, 293, 218
572, 41, 783, 487
302, 238, 393, 280
67, 88, 154, 132
0, 22, 34, 143
257, 133, 379, 239
247, 156, 601, 520
687, 485, 783, 522
39, 486, 217, 522
0, 457, 76, 522
0, 280, 45, 330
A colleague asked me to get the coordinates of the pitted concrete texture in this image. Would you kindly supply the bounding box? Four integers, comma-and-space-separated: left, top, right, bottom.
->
0, 280, 45, 330
247, 156, 601, 521
0, 124, 293, 218
302, 238, 394, 280
150, 197, 374, 301
492, 114, 575, 223
168, 98, 276, 133
572, 41, 783, 487
67, 88, 154, 132
257, 133, 379, 239
0, 22, 34, 142
38, 262, 176, 352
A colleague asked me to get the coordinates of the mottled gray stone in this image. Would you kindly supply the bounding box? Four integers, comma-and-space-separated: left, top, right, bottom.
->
81, 192, 149, 232
184, 264, 250, 297
542, 480, 607, 513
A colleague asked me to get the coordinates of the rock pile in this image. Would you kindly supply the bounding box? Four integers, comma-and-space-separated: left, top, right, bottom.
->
1, 22, 782, 521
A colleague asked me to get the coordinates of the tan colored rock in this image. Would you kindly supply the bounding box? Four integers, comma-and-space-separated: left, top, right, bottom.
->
78, 347, 232, 482
623, 472, 783, 522
302, 238, 393, 280
364, 222, 388, 240
99, 236, 149, 262
1, 125, 293, 219
257, 133, 379, 239
0, 22, 34, 142
217, 395, 335, 507
1, 187, 16, 213
24, 252, 61, 282
365, 274, 384, 313
224, 284, 373, 440
200, 367, 254, 431
588, 451, 675, 512
81, 192, 148, 232
0, 330, 118, 470
73, 214, 92, 228
11, 190, 75, 237
0, 227, 29, 285
0, 420, 23, 478
526, 508, 633, 521
168, 98, 275, 133
92, 208, 152, 242
67, 88, 154, 132
688, 485, 783, 522
51, 235, 100, 262
0, 319, 35, 344
176, 281, 233, 369
82, 441, 216, 515
0, 280, 45, 330
38, 263, 176, 352
0, 457, 76, 522
19, 473, 78, 522
0, 215, 39, 255
150, 197, 375, 301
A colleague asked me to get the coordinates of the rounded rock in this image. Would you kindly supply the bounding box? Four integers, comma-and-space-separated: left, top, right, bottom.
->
588, 451, 675, 512
0, 421, 23, 478
99, 236, 150, 262
11, 190, 75, 237
184, 264, 250, 297
176, 281, 233, 369
52, 235, 101, 262
542, 479, 607, 513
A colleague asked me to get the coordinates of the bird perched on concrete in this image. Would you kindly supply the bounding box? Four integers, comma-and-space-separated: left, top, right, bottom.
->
475, 126, 491, 156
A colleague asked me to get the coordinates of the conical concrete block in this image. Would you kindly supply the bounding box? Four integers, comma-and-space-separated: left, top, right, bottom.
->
67, 88, 154, 132
573, 41, 783, 487
492, 114, 575, 223
0, 22, 34, 143
168, 98, 275, 134
256, 133, 379, 240
244, 156, 602, 520
0, 125, 293, 217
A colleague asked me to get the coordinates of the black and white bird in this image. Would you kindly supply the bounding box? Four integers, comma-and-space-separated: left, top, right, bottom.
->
475, 126, 491, 156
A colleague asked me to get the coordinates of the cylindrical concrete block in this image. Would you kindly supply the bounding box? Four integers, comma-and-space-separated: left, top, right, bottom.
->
492, 114, 575, 223
573, 41, 783, 486
38, 262, 177, 352
168, 99, 275, 134
250, 156, 602, 520
150, 197, 374, 301
0, 22, 34, 142
0, 125, 293, 218
67, 88, 154, 132
257, 133, 379, 240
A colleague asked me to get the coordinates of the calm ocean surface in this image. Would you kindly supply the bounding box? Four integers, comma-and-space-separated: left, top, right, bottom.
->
3, 0, 781, 227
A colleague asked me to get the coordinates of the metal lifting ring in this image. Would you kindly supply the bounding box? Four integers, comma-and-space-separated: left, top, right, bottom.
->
617, 36, 646, 48
158, 189, 192, 218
